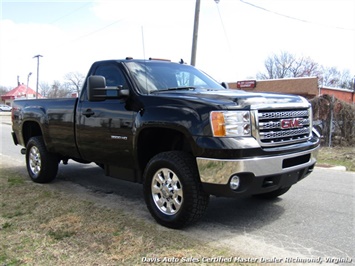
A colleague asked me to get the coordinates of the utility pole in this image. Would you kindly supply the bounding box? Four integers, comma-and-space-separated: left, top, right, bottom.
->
33, 55, 43, 99
352, 76, 355, 104
190, 0, 220, 66
190, 0, 201, 66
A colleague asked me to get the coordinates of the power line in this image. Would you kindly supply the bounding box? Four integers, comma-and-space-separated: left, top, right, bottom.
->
44, 2, 123, 45
240, 0, 355, 32
49, 2, 92, 25
215, 1, 232, 52
69, 18, 123, 43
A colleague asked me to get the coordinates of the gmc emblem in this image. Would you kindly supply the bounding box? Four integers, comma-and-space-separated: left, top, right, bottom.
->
280, 118, 303, 129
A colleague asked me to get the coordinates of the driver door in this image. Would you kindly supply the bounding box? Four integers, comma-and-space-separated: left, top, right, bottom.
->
76, 63, 135, 170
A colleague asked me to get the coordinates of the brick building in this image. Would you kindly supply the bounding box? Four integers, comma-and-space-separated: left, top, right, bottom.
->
228, 77, 319, 100
229, 77, 355, 104
320, 87, 355, 104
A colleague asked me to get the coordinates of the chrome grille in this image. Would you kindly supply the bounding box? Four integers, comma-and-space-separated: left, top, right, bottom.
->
256, 108, 311, 147
259, 110, 309, 119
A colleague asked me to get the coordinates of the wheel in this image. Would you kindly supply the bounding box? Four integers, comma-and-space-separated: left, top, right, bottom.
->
26, 136, 59, 183
143, 151, 209, 229
254, 186, 291, 199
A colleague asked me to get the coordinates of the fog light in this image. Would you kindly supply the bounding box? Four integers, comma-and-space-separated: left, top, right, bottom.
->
230, 175, 240, 190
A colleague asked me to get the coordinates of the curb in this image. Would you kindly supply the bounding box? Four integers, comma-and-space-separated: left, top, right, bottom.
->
315, 165, 347, 171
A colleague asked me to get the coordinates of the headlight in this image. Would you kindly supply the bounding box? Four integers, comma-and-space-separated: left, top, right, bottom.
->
210, 111, 251, 137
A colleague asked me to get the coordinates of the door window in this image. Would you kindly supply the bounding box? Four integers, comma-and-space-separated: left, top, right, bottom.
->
95, 64, 126, 86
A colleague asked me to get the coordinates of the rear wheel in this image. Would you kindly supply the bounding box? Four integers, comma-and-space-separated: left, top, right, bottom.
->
254, 186, 291, 199
143, 151, 209, 229
26, 136, 59, 183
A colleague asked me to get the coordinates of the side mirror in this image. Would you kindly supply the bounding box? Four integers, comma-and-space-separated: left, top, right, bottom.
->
87, 75, 130, 102
221, 82, 229, 89
87, 76, 106, 101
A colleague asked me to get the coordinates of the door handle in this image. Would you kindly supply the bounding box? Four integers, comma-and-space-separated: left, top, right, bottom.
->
82, 109, 95, 117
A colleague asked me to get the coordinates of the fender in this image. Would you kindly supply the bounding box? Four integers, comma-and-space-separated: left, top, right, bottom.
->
134, 103, 206, 152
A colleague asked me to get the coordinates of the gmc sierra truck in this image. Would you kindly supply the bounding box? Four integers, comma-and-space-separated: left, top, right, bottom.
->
11, 58, 320, 228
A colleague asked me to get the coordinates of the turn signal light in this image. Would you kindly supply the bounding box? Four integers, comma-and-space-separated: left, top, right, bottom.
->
210, 111, 226, 137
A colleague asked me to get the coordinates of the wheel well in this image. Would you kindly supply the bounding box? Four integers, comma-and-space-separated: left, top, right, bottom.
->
22, 121, 42, 145
137, 128, 192, 176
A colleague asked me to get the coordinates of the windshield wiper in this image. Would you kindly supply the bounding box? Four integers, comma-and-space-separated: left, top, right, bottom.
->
151, 86, 196, 93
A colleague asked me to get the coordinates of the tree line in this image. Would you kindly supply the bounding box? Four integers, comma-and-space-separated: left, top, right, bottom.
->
256, 51, 354, 90
1, 51, 354, 97
38, 72, 85, 98
0, 72, 85, 98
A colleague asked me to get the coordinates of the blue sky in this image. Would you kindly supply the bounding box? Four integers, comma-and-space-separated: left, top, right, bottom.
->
1, 0, 354, 88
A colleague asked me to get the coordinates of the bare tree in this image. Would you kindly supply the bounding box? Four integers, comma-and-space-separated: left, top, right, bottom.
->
39, 82, 51, 98
275, 51, 296, 78
47, 81, 71, 98
0, 86, 11, 96
64, 72, 85, 95
257, 51, 321, 79
291, 57, 321, 78
320, 67, 353, 89
257, 51, 297, 79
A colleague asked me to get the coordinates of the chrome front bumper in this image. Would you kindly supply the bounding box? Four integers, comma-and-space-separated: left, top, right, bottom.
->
196, 146, 319, 185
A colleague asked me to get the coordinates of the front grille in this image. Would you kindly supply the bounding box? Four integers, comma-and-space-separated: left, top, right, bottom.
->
256, 109, 311, 147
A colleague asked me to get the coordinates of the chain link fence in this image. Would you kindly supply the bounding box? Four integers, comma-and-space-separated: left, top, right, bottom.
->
310, 95, 355, 146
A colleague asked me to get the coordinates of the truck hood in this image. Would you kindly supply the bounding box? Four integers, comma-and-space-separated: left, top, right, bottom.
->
151, 89, 310, 109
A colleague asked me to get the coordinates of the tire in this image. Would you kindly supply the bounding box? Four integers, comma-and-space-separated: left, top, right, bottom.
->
26, 136, 59, 183
143, 151, 209, 229
254, 186, 291, 199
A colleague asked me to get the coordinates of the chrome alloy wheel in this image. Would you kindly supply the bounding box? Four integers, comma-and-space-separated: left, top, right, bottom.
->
29, 146, 41, 177
151, 168, 183, 215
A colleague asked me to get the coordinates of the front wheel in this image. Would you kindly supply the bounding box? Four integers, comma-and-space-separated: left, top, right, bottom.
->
143, 151, 209, 229
26, 136, 59, 183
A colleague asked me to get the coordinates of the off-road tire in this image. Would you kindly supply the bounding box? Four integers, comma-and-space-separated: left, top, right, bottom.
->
26, 136, 59, 183
143, 151, 209, 229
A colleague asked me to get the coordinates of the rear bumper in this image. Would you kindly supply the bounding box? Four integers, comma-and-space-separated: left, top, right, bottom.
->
196, 145, 319, 197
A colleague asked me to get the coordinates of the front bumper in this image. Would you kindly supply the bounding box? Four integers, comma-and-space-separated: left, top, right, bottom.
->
196, 146, 319, 197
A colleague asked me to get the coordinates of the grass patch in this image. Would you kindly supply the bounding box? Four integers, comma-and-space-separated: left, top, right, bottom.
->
317, 146, 355, 171
7, 176, 25, 186
48, 230, 75, 240
1, 222, 12, 229
0, 168, 238, 266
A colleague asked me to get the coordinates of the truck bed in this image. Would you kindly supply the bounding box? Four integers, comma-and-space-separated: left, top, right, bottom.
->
12, 97, 80, 158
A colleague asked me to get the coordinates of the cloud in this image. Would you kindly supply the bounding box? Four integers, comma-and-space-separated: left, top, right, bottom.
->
91, 0, 194, 26
0, 19, 69, 87
1, 0, 354, 89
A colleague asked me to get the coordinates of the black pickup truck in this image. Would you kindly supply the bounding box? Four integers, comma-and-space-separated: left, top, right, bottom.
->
12, 58, 320, 228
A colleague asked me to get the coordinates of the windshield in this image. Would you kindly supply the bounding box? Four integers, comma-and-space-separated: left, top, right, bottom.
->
124, 61, 225, 94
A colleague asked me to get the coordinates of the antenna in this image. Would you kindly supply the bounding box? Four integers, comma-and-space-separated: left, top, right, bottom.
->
141, 26, 148, 93
141, 26, 146, 59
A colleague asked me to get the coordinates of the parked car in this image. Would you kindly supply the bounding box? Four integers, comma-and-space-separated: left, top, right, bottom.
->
0, 104, 12, 112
